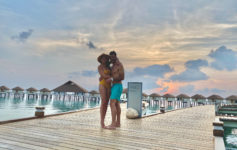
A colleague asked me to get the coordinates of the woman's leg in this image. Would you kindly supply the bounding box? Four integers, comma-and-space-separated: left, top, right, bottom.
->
99, 85, 108, 128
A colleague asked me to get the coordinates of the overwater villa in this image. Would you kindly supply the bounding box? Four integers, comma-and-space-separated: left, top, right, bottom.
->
26, 87, 38, 99
225, 95, 237, 104
163, 93, 176, 106
40, 88, 51, 100
207, 94, 224, 105
12, 86, 24, 99
89, 90, 100, 101
176, 94, 190, 107
149, 93, 161, 101
0, 85, 10, 98
191, 94, 206, 106
53, 80, 88, 101
142, 93, 149, 101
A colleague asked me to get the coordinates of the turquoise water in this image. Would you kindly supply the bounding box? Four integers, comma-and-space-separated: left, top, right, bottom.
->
142, 101, 187, 116
0, 97, 100, 121
224, 127, 237, 149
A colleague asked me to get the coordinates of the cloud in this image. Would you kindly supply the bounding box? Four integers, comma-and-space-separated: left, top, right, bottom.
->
179, 84, 195, 94
170, 59, 208, 82
208, 46, 237, 71
129, 64, 173, 77
11, 29, 33, 42
185, 59, 208, 69
196, 88, 226, 96
68, 70, 97, 79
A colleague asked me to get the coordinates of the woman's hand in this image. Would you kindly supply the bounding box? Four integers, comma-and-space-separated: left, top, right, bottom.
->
106, 78, 112, 84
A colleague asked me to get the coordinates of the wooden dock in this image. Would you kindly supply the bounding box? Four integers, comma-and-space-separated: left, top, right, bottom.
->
0, 104, 215, 150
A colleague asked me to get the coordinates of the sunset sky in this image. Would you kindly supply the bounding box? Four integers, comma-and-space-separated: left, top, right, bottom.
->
0, 0, 237, 97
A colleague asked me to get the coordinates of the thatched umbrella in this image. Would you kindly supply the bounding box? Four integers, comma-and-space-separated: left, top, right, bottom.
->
53, 80, 88, 93
226, 95, 237, 104
27, 87, 38, 93
40, 88, 51, 93
142, 93, 148, 97
0, 85, 10, 92
12, 86, 24, 92
207, 94, 223, 102
163, 93, 176, 102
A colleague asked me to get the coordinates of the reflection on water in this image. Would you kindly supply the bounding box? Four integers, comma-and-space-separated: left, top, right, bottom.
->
224, 127, 237, 149
142, 101, 189, 116
0, 97, 100, 121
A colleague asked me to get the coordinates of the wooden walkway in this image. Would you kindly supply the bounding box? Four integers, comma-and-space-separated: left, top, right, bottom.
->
0, 104, 215, 150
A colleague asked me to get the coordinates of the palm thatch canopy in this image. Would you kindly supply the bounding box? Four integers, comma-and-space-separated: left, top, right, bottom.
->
0, 86, 10, 92
191, 94, 206, 99
176, 94, 190, 99
163, 93, 175, 98
207, 94, 224, 100
122, 88, 127, 94
27, 87, 38, 92
40, 88, 51, 93
53, 80, 88, 93
89, 90, 99, 94
12, 86, 24, 92
149, 93, 161, 98
142, 93, 148, 97
226, 95, 237, 101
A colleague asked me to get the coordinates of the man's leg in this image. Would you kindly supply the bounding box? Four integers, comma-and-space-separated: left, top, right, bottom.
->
115, 101, 121, 127
107, 99, 117, 129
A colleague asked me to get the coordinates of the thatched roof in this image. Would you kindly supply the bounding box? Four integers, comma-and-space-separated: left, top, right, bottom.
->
0, 86, 10, 92
226, 95, 237, 100
12, 86, 24, 92
27, 87, 38, 92
40, 88, 51, 93
176, 94, 190, 99
207, 94, 224, 100
122, 88, 127, 93
149, 93, 161, 98
191, 94, 206, 99
89, 90, 99, 94
163, 93, 175, 98
142, 93, 148, 97
53, 80, 88, 93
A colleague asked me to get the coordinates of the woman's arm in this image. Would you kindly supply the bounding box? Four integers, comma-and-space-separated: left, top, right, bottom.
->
98, 65, 110, 79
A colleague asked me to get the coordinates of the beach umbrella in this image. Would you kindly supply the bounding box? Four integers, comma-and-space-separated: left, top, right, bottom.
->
207, 94, 223, 101
142, 93, 148, 97
89, 90, 99, 94
191, 94, 206, 100
176, 94, 190, 99
53, 80, 88, 93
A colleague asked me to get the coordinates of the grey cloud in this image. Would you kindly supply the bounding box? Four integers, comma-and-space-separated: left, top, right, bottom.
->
170, 59, 208, 82
68, 70, 97, 79
129, 64, 173, 78
11, 29, 33, 42
208, 46, 237, 71
179, 84, 195, 94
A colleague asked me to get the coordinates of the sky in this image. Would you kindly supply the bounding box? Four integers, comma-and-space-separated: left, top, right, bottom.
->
0, 0, 237, 97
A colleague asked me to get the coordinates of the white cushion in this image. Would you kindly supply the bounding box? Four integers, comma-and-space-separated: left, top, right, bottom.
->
126, 108, 139, 119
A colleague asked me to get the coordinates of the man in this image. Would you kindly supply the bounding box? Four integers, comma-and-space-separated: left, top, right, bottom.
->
106, 51, 124, 129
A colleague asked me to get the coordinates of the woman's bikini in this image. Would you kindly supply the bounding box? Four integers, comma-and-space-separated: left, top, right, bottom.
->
99, 68, 111, 89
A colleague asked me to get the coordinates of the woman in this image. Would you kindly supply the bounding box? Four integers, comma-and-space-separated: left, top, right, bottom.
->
97, 53, 112, 128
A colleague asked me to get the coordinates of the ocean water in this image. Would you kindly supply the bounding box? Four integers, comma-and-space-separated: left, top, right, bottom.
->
0, 97, 100, 121
224, 127, 237, 149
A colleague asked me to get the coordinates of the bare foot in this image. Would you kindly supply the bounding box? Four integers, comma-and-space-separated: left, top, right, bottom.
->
105, 125, 116, 130
101, 124, 106, 129
115, 123, 121, 127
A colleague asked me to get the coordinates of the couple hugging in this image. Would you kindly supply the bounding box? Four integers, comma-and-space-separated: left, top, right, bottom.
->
97, 51, 124, 130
